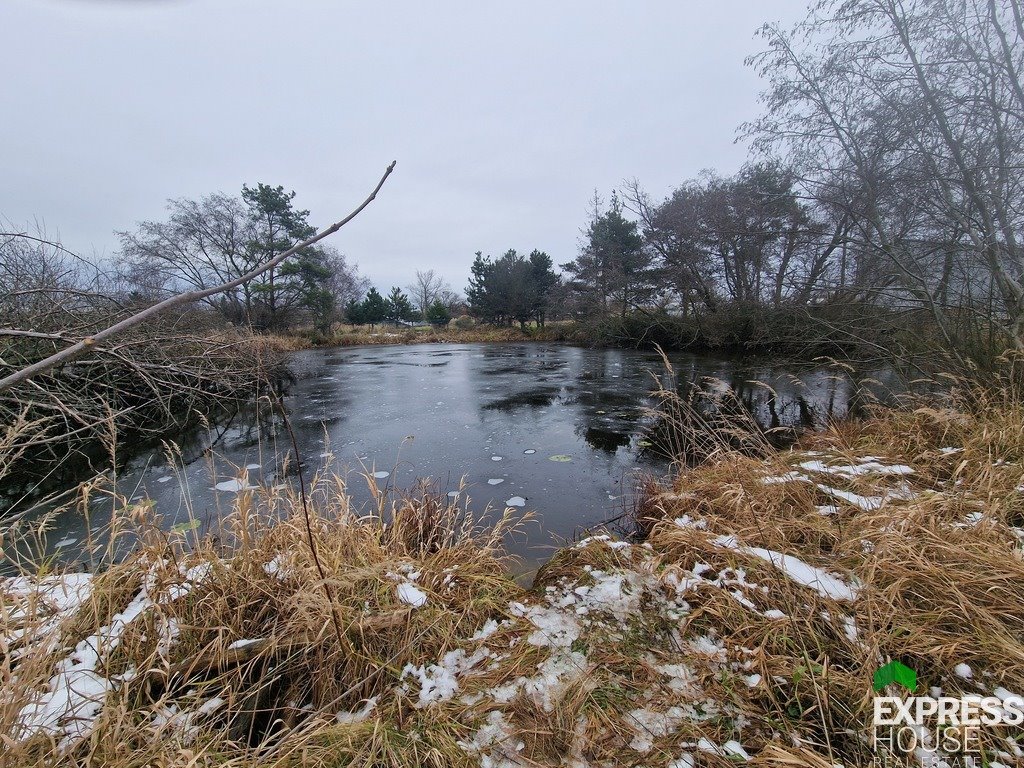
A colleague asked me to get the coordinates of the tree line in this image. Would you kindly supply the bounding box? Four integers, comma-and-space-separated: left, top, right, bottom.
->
95, 0, 1024, 362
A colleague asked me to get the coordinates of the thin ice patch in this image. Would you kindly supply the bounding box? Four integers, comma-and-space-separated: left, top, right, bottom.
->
213, 479, 256, 492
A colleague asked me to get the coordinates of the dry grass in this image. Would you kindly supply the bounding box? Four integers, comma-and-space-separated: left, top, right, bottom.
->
4, 373, 1024, 766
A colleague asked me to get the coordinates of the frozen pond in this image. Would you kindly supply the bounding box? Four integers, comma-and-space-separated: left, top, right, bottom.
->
8, 343, 906, 569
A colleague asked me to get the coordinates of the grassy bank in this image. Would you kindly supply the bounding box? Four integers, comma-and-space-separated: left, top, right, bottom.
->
267, 323, 572, 351
3, 382, 1024, 766
271, 302, 989, 367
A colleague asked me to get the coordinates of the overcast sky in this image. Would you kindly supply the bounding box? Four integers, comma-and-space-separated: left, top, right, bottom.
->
3, 0, 806, 292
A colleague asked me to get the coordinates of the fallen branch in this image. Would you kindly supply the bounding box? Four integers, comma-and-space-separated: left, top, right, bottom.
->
0, 161, 396, 393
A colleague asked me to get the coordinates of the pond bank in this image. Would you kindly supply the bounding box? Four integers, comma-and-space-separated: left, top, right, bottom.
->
4, 389, 1023, 767
13, 343, 904, 570
275, 302, 941, 363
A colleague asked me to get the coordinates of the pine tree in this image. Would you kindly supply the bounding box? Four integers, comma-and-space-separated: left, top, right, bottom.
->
345, 297, 366, 326
528, 250, 559, 326
466, 249, 558, 327
242, 183, 324, 330
361, 287, 387, 328
426, 299, 452, 327
384, 286, 416, 324
563, 193, 651, 317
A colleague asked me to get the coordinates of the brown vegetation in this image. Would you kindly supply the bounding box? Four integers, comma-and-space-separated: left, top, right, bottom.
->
3, 375, 1024, 766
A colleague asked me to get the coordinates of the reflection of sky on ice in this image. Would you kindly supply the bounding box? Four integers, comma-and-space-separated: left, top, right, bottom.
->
18, 343, 907, 568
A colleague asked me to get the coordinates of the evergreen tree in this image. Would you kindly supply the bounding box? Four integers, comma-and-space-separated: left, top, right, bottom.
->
279, 248, 333, 333
465, 252, 491, 318
465, 249, 556, 328
426, 299, 452, 327
563, 193, 652, 317
528, 250, 559, 327
345, 297, 366, 325
361, 287, 387, 328
384, 286, 416, 323
242, 183, 322, 330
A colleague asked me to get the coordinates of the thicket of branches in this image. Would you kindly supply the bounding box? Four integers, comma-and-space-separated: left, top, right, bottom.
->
0, 228, 283, 498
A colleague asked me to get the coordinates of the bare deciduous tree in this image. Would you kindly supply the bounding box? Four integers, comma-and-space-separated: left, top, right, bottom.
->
748, 0, 1024, 352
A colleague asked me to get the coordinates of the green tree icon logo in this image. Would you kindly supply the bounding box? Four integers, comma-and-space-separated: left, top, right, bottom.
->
873, 660, 917, 692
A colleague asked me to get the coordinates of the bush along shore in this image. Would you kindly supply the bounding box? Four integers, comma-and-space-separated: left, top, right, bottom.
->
3, 383, 1024, 767
274, 300, 994, 369
0, 322, 288, 506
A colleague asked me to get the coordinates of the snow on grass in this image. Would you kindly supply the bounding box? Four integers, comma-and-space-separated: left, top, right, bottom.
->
4, 573, 93, 621
471, 619, 500, 641
3, 572, 94, 652
227, 638, 263, 650
627, 706, 690, 752
263, 555, 290, 581
457, 710, 525, 766
713, 534, 860, 601
401, 647, 491, 707
816, 484, 887, 511
335, 696, 377, 724
697, 738, 751, 760
152, 697, 225, 742
570, 570, 644, 622
397, 582, 428, 608
510, 601, 581, 648
11, 560, 218, 748
799, 458, 914, 477
508, 650, 588, 712
15, 580, 154, 747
